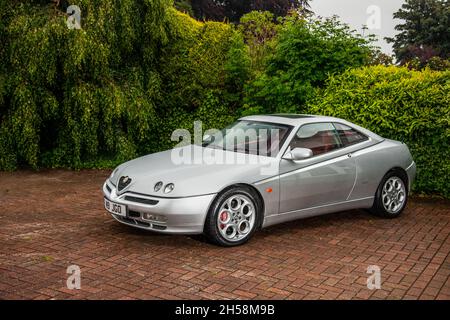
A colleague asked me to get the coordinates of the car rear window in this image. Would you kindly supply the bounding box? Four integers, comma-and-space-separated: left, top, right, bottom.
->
333, 123, 368, 147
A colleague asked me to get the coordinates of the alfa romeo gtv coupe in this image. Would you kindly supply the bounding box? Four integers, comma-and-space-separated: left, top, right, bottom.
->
103, 114, 416, 246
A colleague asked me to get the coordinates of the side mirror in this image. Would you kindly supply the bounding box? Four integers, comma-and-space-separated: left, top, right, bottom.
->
203, 134, 212, 143
283, 147, 313, 161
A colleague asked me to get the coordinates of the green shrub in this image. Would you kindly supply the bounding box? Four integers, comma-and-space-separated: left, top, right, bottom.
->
159, 10, 236, 110
0, 0, 171, 169
0, 2, 243, 170
238, 11, 278, 76
156, 9, 248, 148
307, 65, 450, 197
241, 15, 374, 115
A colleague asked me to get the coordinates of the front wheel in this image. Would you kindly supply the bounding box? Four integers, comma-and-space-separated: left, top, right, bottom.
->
370, 170, 408, 218
204, 187, 261, 247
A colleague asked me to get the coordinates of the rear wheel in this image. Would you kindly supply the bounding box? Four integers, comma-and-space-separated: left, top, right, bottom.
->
204, 187, 261, 247
370, 170, 408, 218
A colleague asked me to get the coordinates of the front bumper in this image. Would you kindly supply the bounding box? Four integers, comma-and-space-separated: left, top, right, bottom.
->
103, 180, 216, 234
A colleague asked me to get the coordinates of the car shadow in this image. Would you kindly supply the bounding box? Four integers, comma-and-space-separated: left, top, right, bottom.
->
108, 208, 387, 248
109, 221, 214, 248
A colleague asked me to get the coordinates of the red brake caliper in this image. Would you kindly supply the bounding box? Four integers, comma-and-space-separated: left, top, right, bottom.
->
220, 211, 228, 229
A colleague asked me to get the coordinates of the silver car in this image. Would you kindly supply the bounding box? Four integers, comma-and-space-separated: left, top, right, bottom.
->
103, 114, 416, 246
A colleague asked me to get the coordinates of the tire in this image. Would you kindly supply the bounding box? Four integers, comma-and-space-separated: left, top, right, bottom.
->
370, 169, 408, 218
204, 186, 262, 247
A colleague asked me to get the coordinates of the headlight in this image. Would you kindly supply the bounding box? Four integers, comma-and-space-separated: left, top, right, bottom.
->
154, 181, 163, 192
164, 183, 174, 194
109, 167, 119, 181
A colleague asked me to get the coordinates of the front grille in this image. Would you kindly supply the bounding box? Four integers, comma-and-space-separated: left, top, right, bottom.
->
121, 216, 135, 224
117, 216, 166, 230
106, 184, 112, 194
135, 220, 151, 228
128, 210, 140, 218
124, 196, 158, 205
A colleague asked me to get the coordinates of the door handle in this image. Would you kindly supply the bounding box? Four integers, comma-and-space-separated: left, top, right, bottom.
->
347, 153, 352, 158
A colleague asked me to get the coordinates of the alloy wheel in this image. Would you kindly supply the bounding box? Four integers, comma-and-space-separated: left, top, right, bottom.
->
382, 176, 406, 214
217, 194, 256, 242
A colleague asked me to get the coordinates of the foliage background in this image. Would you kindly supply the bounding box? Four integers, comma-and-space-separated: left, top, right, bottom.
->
0, 0, 449, 198
308, 66, 449, 197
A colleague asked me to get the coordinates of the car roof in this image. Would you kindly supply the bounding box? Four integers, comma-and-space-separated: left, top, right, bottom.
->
239, 114, 384, 142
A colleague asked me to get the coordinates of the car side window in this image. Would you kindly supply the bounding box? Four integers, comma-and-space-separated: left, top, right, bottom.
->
289, 123, 341, 156
333, 123, 368, 147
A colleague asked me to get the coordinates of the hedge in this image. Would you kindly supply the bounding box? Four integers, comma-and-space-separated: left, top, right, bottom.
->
241, 15, 373, 115
307, 65, 450, 197
0, 1, 245, 170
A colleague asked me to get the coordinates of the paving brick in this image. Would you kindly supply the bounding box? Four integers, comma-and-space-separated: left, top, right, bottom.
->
0, 170, 449, 300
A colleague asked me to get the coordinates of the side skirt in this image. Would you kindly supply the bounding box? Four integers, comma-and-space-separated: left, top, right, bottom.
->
262, 196, 374, 228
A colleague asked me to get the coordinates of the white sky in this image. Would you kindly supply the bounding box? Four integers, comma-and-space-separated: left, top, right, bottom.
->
310, 0, 405, 55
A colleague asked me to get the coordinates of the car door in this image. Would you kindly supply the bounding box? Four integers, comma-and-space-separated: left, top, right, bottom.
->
278, 122, 356, 214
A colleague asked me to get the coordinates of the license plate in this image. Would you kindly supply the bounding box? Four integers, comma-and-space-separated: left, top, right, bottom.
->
104, 198, 127, 217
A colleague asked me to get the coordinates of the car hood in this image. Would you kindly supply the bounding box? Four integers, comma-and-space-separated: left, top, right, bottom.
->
111, 145, 278, 197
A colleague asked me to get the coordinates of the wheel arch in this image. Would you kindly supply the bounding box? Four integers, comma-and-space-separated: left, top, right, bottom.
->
206, 183, 266, 230
385, 166, 409, 192
370, 166, 409, 208
370, 166, 410, 218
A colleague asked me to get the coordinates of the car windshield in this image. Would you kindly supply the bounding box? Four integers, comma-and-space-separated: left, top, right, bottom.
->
202, 121, 293, 157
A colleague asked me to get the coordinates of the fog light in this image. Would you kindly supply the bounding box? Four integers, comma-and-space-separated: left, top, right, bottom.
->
143, 213, 167, 222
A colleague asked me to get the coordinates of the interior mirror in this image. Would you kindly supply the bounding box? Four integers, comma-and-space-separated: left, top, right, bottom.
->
283, 147, 313, 161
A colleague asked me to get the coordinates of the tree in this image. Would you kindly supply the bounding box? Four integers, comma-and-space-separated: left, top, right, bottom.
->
191, 0, 310, 22
0, 1, 245, 170
242, 15, 374, 114
190, 0, 225, 21
174, 0, 194, 16
238, 11, 279, 75
368, 49, 394, 66
386, 0, 450, 64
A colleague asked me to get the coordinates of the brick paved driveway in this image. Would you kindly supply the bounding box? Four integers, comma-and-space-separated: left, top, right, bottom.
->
0, 170, 449, 300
